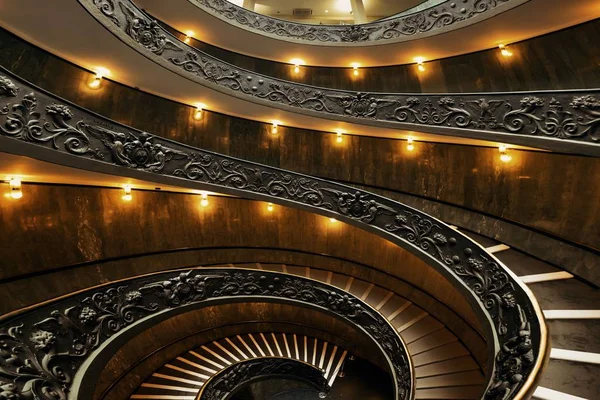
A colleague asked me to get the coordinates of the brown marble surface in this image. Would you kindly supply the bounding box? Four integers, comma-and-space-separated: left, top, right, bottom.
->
163, 19, 600, 93
0, 29, 597, 253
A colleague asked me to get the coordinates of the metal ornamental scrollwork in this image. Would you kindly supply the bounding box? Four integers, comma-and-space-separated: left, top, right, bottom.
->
0, 268, 411, 400
0, 72, 546, 399
187, 0, 523, 45
78, 0, 600, 154
198, 357, 329, 400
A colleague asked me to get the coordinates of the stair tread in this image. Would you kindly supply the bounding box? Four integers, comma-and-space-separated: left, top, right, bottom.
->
539, 359, 600, 399
408, 329, 458, 355
412, 342, 470, 367
547, 320, 600, 353
415, 385, 483, 399
416, 370, 485, 389
415, 356, 480, 378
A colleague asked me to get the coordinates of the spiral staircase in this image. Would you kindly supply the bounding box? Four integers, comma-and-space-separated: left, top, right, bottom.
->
0, 1, 598, 400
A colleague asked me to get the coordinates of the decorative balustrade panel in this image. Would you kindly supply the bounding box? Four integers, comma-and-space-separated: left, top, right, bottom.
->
0, 268, 411, 400
79, 0, 600, 155
0, 69, 546, 400
188, 0, 524, 45
198, 357, 329, 400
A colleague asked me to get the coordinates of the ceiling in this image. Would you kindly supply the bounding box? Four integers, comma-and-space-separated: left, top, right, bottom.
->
250, 0, 424, 22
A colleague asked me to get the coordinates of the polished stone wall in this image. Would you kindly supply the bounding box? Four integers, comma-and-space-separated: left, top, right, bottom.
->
0, 27, 598, 281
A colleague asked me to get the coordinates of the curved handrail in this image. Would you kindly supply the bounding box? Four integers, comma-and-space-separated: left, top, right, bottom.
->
185, 0, 527, 46
0, 267, 412, 400
0, 68, 548, 400
78, 0, 600, 156
196, 357, 329, 400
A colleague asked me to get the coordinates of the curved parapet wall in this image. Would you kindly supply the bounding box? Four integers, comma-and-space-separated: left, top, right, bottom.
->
0, 268, 411, 400
187, 0, 528, 46
197, 357, 330, 400
0, 69, 547, 399
78, 0, 600, 156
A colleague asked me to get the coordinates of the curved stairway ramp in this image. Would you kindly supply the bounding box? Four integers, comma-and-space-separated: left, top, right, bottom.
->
451, 228, 600, 400
131, 264, 487, 400
131, 333, 347, 399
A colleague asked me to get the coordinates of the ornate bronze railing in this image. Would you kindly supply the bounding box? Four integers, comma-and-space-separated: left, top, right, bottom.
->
78, 0, 600, 156
0, 68, 548, 400
186, 0, 527, 45
197, 357, 329, 400
0, 268, 411, 400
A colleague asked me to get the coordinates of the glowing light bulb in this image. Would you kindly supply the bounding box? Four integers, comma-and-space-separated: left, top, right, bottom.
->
500, 152, 512, 163
89, 67, 109, 89
200, 192, 209, 207
407, 137, 415, 151
415, 58, 426, 72
193, 103, 205, 121
271, 121, 280, 135
499, 44, 513, 57
184, 30, 194, 44
329, 218, 337, 223
351, 63, 360, 76
336, 130, 343, 143
267, 202, 274, 212
8, 178, 22, 199
290, 59, 305, 74
122, 185, 132, 201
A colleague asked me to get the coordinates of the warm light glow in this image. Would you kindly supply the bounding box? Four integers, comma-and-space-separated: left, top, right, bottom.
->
200, 191, 209, 207
500, 152, 512, 163
193, 103, 205, 121
8, 178, 22, 200
184, 30, 195, 44
336, 130, 344, 143
122, 185, 132, 201
499, 44, 513, 57
267, 202, 274, 212
89, 67, 110, 89
335, 0, 352, 13
407, 137, 415, 151
329, 218, 337, 223
499, 144, 511, 162
271, 120, 280, 135
290, 59, 305, 74
415, 57, 426, 72
351, 63, 360, 76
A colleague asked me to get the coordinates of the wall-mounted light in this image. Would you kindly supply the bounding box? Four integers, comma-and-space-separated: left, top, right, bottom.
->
271, 120, 280, 135
267, 202, 274, 212
122, 185, 132, 201
336, 130, 344, 143
200, 191, 209, 207
499, 44, 513, 57
415, 57, 426, 72
7, 178, 22, 200
351, 63, 360, 76
290, 58, 305, 74
89, 67, 109, 89
193, 103, 205, 121
499, 144, 512, 162
329, 218, 337, 223
184, 30, 195, 44
407, 137, 415, 151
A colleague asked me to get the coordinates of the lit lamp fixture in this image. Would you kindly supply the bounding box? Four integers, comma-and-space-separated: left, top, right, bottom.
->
290, 58, 305, 74
88, 67, 109, 89
8, 178, 22, 199
351, 63, 360, 76
200, 192, 209, 207
407, 137, 415, 151
499, 44, 513, 57
267, 202, 274, 212
184, 30, 194, 44
415, 57, 426, 72
271, 120, 280, 135
336, 130, 343, 143
122, 185, 132, 201
499, 144, 512, 163
329, 218, 337, 223
193, 103, 205, 121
